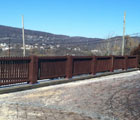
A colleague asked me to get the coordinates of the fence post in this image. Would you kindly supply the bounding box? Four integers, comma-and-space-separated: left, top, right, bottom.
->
91, 56, 97, 75
136, 55, 139, 68
29, 56, 38, 84
110, 55, 114, 72
124, 56, 128, 70
66, 56, 73, 79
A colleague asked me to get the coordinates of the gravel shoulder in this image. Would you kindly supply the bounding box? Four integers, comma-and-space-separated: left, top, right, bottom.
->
1, 71, 140, 120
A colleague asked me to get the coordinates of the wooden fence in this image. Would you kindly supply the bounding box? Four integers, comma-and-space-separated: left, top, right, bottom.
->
0, 55, 138, 86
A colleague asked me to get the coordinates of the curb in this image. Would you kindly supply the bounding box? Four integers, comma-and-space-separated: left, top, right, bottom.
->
0, 68, 139, 94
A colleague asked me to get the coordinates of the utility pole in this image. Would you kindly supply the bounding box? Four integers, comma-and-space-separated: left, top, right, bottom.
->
122, 12, 126, 56
22, 15, 26, 56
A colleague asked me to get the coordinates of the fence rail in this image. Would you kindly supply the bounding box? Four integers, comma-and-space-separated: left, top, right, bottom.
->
0, 55, 138, 86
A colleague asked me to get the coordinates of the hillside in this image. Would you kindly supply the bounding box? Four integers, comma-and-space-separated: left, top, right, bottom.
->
0, 25, 104, 45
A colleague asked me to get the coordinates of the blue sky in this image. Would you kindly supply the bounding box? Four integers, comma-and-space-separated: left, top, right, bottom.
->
0, 0, 139, 38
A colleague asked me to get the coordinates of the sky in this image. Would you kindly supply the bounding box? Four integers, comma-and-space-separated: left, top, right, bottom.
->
0, 0, 140, 38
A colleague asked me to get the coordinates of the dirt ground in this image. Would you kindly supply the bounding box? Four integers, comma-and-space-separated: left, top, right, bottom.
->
0, 71, 140, 120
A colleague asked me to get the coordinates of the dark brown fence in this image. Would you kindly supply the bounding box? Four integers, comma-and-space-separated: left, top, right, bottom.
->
0, 57, 30, 86
127, 56, 138, 68
38, 56, 67, 79
72, 56, 92, 76
95, 56, 111, 73
114, 56, 126, 70
0, 55, 138, 86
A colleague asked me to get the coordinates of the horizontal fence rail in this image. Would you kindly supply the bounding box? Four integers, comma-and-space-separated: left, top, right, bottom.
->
0, 55, 138, 86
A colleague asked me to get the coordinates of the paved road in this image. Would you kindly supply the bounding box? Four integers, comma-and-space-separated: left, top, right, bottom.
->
0, 71, 140, 120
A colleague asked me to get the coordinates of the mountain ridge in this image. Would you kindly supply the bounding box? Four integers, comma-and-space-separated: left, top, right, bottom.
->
0, 25, 104, 45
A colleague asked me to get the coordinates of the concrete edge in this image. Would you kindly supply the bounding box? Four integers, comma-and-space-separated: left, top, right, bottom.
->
0, 68, 139, 94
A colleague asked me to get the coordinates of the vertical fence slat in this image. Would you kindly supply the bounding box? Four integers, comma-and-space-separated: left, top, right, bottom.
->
1, 60, 3, 84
